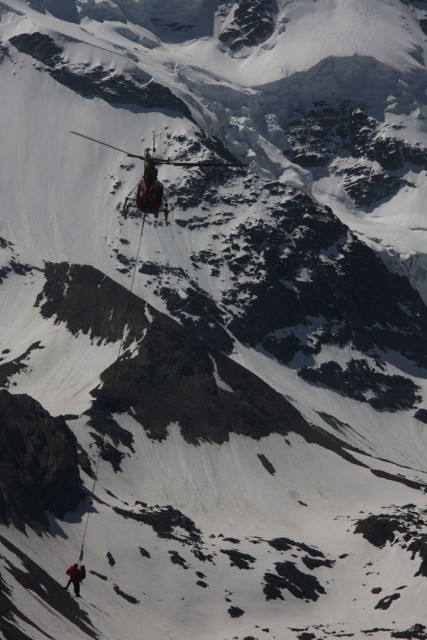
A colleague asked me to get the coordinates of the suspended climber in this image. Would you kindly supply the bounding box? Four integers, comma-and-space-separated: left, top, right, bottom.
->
64, 563, 86, 597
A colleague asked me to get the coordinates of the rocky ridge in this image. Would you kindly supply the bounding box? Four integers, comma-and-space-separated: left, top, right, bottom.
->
132, 173, 427, 411
8, 32, 193, 119
284, 100, 427, 209
33, 262, 366, 462
218, 0, 279, 52
0, 389, 83, 531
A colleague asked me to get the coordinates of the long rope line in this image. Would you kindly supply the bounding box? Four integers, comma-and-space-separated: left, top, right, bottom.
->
78, 211, 147, 563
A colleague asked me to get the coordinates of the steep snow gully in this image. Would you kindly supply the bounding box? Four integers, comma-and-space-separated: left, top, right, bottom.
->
1, 1, 427, 639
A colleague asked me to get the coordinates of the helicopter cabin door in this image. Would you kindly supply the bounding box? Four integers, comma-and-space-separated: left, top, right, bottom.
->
136, 179, 164, 214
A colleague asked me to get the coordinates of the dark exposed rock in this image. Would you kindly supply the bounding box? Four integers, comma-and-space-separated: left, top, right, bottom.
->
9, 32, 63, 66
36, 262, 311, 447
219, 0, 278, 51
9, 33, 192, 119
35, 262, 405, 469
158, 279, 234, 353
356, 508, 427, 577
192, 545, 214, 563
90, 299, 306, 444
116, 253, 130, 267
220, 549, 256, 570
415, 557, 427, 577
25, 260, 383, 492
408, 535, 427, 563
0, 341, 45, 388
336, 163, 408, 208
90, 301, 367, 467
99, 440, 125, 472
370, 468, 425, 491
299, 359, 421, 411
284, 99, 426, 209
285, 101, 427, 173
392, 624, 427, 639
267, 538, 292, 552
0, 42, 10, 64
408, 534, 427, 577
354, 515, 403, 547
138, 261, 162, 276
90, 432, 125, 472
166, 148, 244, 215
106, 552, 116, 566
114, 504, 202, 545
169, 550, 189, 569
257, 453, 276, 475
139, 547, 151, 559
77, 446, 94, 477
197, 580, 208, 588
88, 413, 134, 452
222, 191, 427, 373
414, 408, 427, 424
0, 390, 83, 531
302, 556, 334, 570
350, 107, 427, 169
36, 262, 150, 345
285, 100, 353, 167
375, 592, 401, 610
10, 261, 35, 278
0, 238, 35, 286
263, 561, 326, 601
268, 537, 325, 559
228, 605, 245, 618
268, 534, 335, 571
51, 66, 192, 118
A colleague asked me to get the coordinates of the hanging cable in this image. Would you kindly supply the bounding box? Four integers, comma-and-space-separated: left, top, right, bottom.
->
78, 211, 148, 564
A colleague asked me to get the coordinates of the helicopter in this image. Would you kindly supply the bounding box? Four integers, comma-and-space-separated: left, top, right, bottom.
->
70, 130, 247, 223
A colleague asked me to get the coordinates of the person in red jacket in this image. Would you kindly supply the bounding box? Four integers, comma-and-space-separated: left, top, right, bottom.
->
64, 563, 86, 597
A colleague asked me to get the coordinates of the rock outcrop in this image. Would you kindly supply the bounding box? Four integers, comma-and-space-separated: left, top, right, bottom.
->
219, 0, 278, 51
0, 390, 83, 531
9, 33, 192, 119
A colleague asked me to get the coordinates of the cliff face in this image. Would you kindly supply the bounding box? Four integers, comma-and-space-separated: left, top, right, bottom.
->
219, 0, 279, 51
0, 390, 83, 532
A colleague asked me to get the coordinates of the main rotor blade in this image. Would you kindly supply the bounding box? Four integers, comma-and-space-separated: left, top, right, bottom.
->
70, 131, 247, 166
155, 159, 248, 167
69, 131, 143, 158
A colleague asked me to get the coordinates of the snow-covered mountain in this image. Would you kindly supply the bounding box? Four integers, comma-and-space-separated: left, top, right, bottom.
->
1, 1, 427, 639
